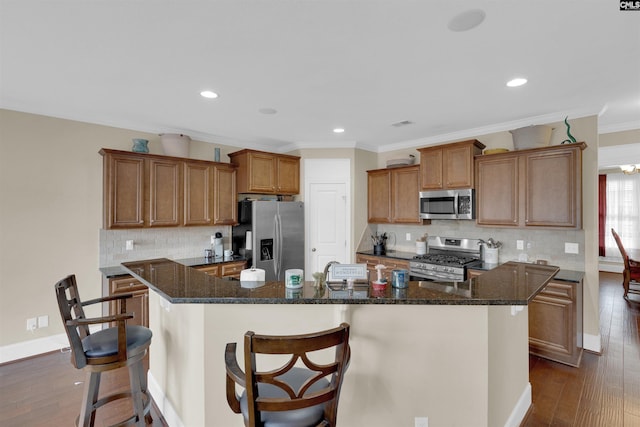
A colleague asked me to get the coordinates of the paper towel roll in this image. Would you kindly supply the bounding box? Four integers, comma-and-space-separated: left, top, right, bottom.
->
245, 231, 252, 250
240, 267, 265, 281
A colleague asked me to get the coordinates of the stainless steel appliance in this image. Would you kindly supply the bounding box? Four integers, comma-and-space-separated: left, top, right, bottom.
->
232, 200, 304, 281
409, 236, 482, 282
419, 188, 475, 220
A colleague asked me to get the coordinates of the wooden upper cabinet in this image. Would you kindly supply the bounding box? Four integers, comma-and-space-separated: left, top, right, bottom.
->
101, 149, 238, 229
101, 150, 145, 229
213, 164, 237, 225
475, 142, 585, 228
276, 156, 300, 194
149, 158, 182, 227
476, 154, 519, 226
184, 161, 212, 226
418, 140, 485, 190
367, 165, 421, 224
525, 147, 581, 227
391, 165, 421, 223
367, 169, 392, 223
228, 149, 300, 195
247, 151, 277, 193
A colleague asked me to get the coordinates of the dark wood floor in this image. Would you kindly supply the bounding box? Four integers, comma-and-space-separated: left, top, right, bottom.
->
1, 272, 639, 426
0, 350, 167, 427
523, 272, 640, 426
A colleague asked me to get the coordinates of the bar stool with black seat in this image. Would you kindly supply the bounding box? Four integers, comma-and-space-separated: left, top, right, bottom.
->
225, 323, 350, 427
54, 274, 153, 426
611, 228, 640, 299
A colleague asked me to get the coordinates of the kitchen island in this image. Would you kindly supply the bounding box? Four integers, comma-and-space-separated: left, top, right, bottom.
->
122, 259, 559, 427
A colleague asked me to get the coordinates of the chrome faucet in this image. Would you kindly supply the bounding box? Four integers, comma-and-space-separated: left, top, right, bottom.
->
323, 261, 340, 283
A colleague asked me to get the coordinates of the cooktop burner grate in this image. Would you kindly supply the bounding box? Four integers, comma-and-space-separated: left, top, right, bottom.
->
412, 253, 478, 266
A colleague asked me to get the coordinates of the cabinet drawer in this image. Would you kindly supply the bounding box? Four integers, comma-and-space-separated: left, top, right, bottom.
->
110, 275, 146, 293
196, 265, 220, 276
220, 261, 246, 277
539, 281, 573, 300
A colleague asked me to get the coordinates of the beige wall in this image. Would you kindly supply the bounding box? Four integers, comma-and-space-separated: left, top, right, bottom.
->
599, 128, 640, 147
0, 109, 240, 349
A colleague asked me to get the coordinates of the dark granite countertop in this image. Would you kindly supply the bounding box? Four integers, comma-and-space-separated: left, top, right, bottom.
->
469, 261, 584, 283
120, 258, 559, 306
100, 255, 247, 278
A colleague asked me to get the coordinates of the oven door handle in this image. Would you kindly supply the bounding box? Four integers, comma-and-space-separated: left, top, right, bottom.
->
410, 271, 460, 281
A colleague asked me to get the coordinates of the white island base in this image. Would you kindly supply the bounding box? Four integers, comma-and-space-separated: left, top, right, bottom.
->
147, 292, 531, 427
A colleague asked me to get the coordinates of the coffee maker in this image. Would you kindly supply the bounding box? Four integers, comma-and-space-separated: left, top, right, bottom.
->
212, 232, 224, 259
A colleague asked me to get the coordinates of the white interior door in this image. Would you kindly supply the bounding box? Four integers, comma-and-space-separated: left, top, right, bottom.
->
304, 159, 350, 279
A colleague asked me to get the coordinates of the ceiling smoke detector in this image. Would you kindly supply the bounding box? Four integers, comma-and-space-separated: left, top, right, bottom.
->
391, 120, 414, 127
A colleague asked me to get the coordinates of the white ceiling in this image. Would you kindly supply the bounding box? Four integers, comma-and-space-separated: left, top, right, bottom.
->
1, 1, 639, 153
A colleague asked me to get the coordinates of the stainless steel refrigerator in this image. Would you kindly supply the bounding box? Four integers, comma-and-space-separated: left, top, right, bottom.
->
232, 200, 304, 281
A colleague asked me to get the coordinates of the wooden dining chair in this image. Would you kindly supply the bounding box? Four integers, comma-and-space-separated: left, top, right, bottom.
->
54, 274, 152, 426
611, 228, 640, 299
225, 323, 351, 427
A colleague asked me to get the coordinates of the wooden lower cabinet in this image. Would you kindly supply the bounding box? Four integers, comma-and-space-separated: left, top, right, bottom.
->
108, 275, 149, 327
529, 279, 583, 367
356, 254, 410, 283
468, 269, 583, 367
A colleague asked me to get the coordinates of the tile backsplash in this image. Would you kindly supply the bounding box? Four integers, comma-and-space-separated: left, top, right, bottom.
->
362, 221, 586, 271
100, 226, 231, 267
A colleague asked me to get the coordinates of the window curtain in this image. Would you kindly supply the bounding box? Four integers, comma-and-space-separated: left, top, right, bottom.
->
598, 174, 606, 257
605, 173, 640, 258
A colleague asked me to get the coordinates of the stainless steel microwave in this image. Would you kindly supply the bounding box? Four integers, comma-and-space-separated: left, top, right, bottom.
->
419, 189, 475, 220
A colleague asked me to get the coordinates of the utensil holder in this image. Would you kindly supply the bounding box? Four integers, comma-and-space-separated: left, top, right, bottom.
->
484, 247, 499, 264
373, 244, 386, 255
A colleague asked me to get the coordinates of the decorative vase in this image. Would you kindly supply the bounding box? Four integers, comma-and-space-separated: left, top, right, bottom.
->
159, 133, 191, 157
131, 138, 149, 153
509, 125, 553, 150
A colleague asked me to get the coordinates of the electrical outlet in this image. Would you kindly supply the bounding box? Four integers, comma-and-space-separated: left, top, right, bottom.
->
565, 242, 579, 254
517, 240, 524, 250
26, 318, 37, 331
125, 240, 134, 250
415, 417, 428, 427
38, 315, 49, 328
406, 233, 412, 241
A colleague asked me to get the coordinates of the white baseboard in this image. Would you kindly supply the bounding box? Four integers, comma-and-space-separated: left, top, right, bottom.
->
148, 372, 184, 427
505, 382, 532, 427
0, 326, 101, 365
599, 259, 623, 273
583, 332, 602, 354
0, 332, 69, 364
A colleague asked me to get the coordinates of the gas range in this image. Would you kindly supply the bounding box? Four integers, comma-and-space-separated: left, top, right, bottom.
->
409, 237, 482, 282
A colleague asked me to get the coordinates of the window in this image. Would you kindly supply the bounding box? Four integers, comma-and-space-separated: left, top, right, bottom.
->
605, 173, 640, 257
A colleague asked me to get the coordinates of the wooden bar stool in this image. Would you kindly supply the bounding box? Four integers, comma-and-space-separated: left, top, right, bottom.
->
225, 323, 350, 427
54, 274, 152, 426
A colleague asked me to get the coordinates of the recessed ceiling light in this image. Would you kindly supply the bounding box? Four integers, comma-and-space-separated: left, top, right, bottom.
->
200, 90, 218, 99
506, 78, 528, 87
448, 9, 486, 32
259, 107, 278, 115
333, 128, 345, 134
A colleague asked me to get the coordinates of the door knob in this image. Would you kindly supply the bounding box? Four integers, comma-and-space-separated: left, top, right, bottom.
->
312, 248, 316, 252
